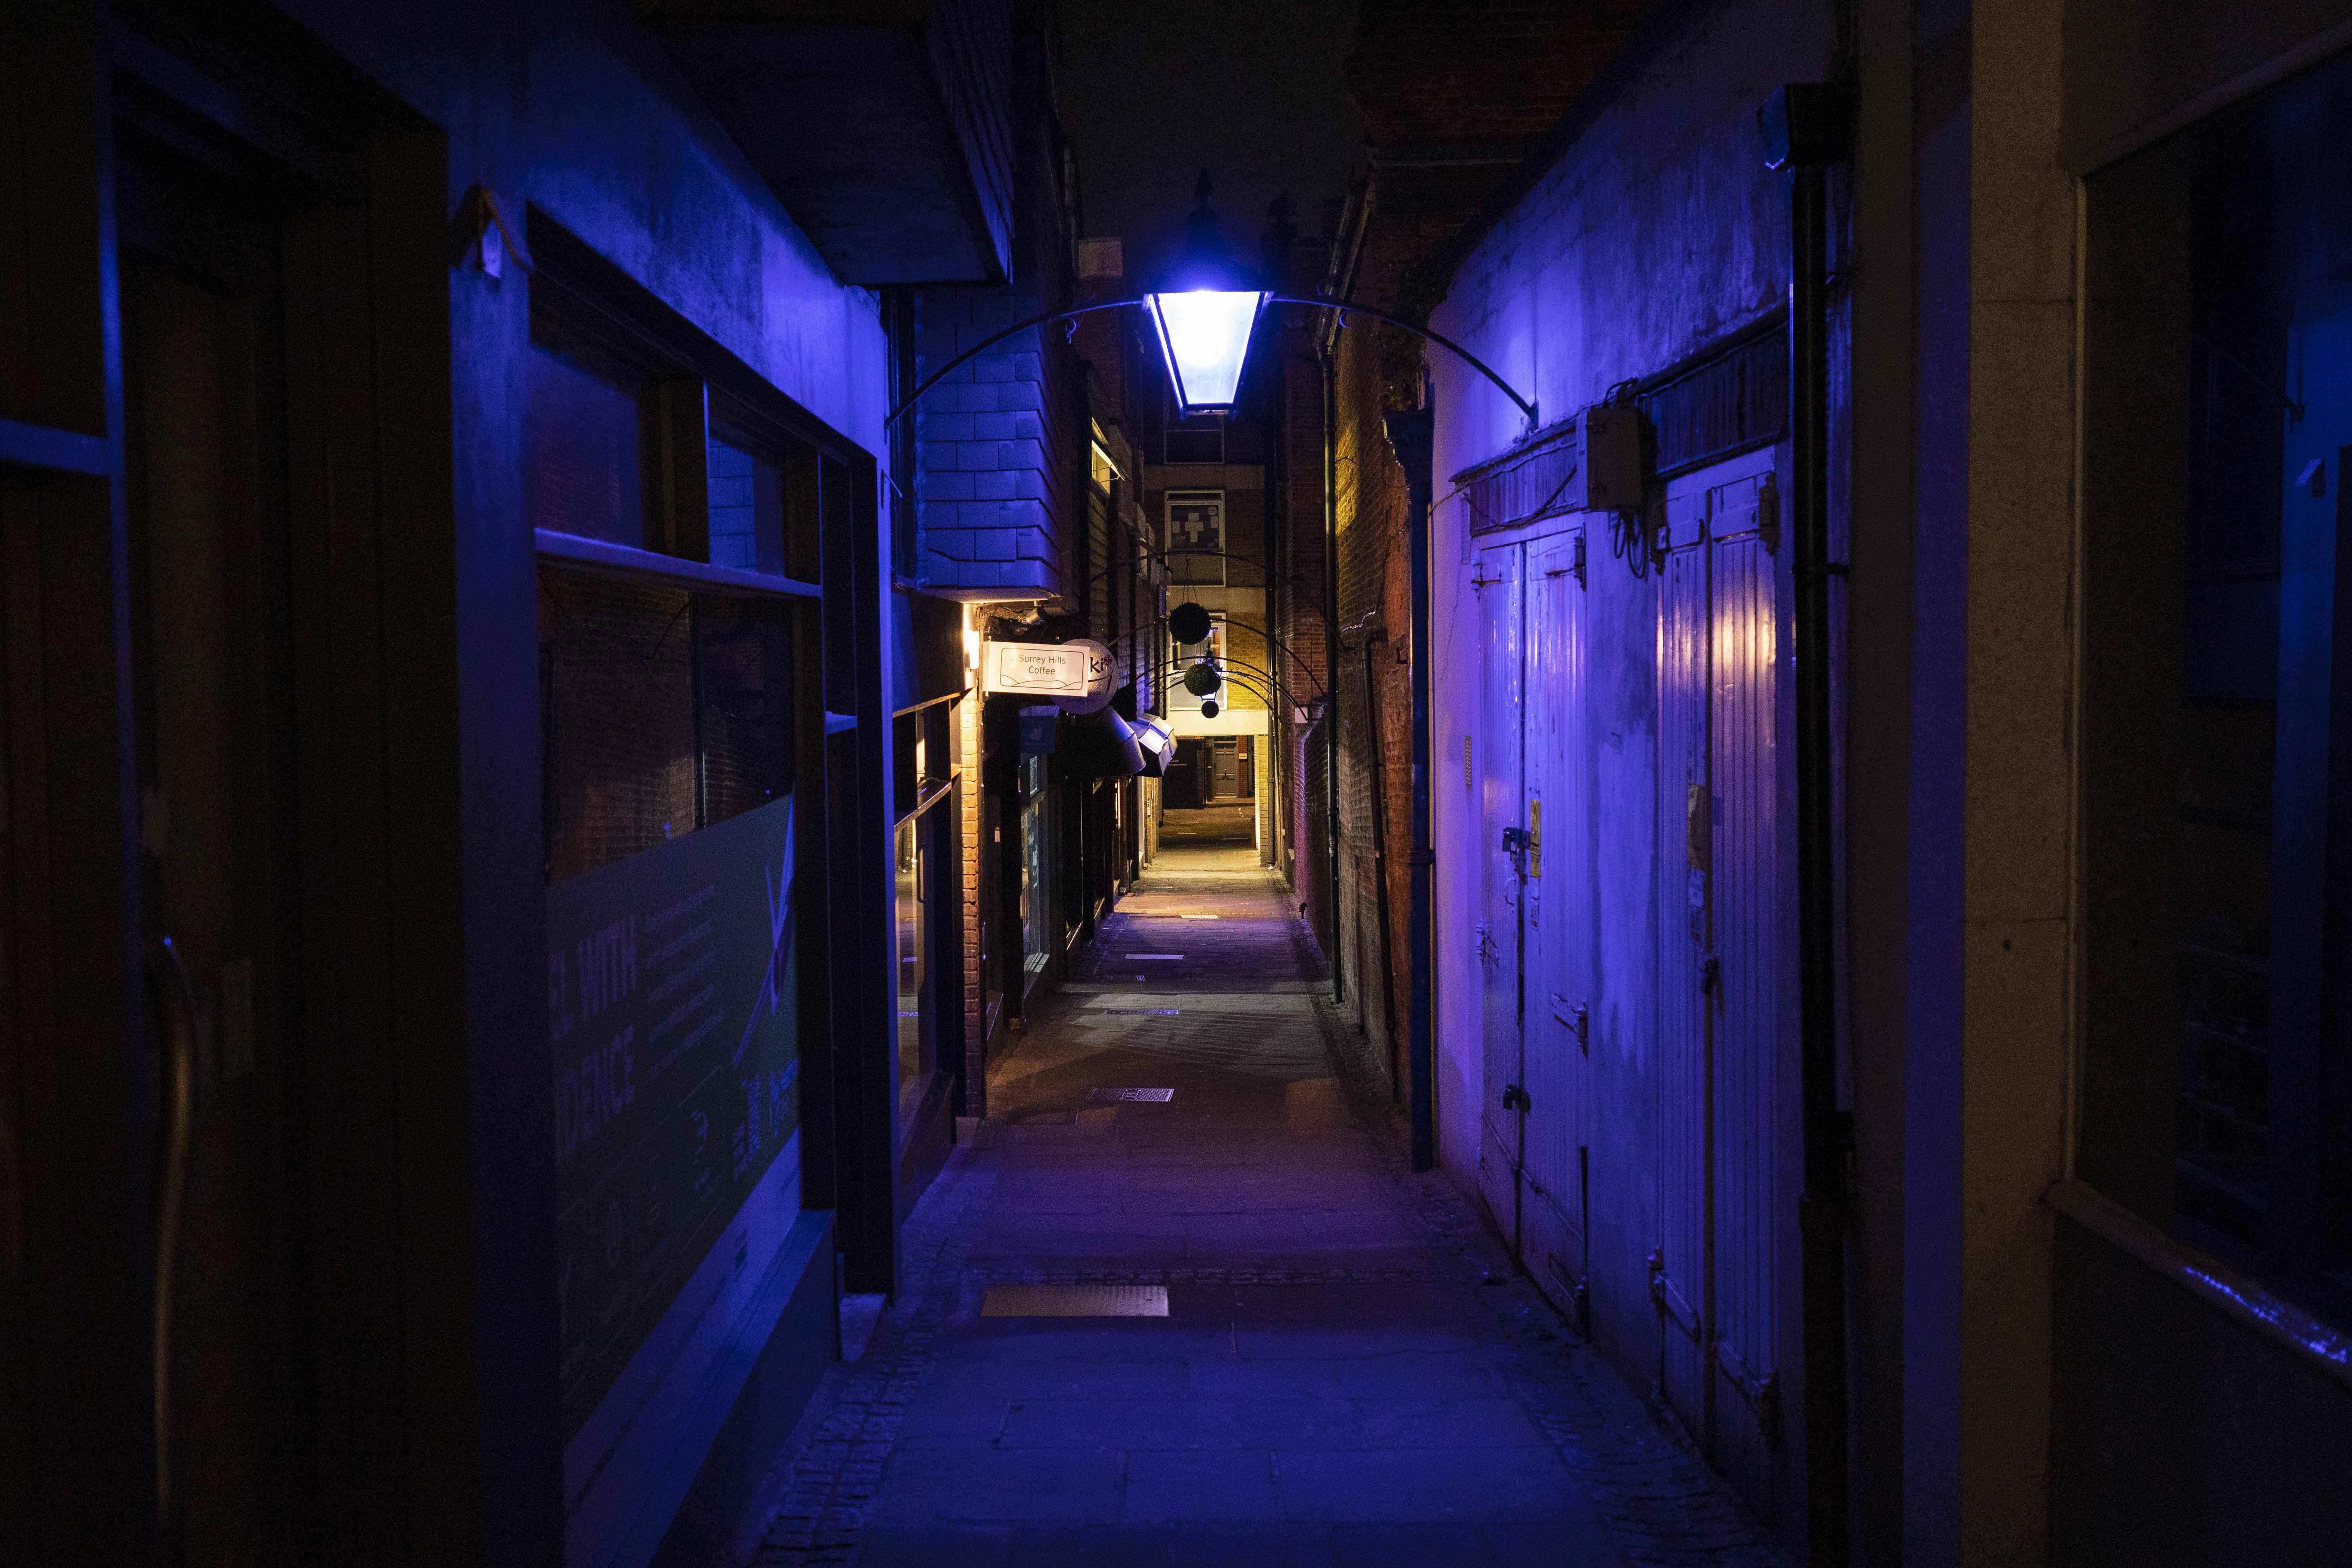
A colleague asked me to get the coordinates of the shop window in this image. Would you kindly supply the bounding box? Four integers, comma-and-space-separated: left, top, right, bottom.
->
531, 232, 824, 578
694, 596, 796, 826
527, 331, 651, 549
706, 428, 787, 573
982, 792, 1003, 1029
2081, 46, 2352, 1327
895, 814, 928, 1109
526, 218, 853, 1450
1020, 753, 1051, 988
894, 700, 955, 1111
538, 570, 795, 882
1091, 428, 1121, 493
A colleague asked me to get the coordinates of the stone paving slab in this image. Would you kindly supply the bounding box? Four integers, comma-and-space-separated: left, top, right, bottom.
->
748, 851, 1790, 1568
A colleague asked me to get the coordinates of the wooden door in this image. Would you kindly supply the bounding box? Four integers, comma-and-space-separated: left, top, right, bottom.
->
1474, 542, 1525, 1255
1654, 487, 1713, 1440
1655, 461, 1790, 1515
1521, 529, 1593, 1317
1212, 737, 1241, 798
1705, 469, 1786, 1510
120, 157, 312, 1568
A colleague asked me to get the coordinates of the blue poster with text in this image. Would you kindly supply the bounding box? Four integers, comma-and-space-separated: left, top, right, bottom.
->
546, 796, 797, 1440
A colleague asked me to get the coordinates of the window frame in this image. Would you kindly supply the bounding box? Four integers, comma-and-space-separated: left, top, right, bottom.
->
2076, 63, 2352, 1336
1166, 487, 1227, 586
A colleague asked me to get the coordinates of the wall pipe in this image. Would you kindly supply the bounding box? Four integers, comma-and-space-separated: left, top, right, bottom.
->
1322, 341, 1344, 1004
1764, 82, 1852, 1567
1385, 407, 1439, 1174
1361, 632, 1403, 1085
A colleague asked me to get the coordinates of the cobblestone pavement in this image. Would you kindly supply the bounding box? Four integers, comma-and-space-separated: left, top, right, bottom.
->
749, 849, 1789, 1568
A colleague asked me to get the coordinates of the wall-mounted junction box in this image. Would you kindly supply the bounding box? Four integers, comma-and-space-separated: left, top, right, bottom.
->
1573, 405, 1644, 512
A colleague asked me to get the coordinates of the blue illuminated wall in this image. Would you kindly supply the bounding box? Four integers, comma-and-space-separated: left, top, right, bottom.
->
1420, 0, 1840, 1544
266, 2, 892, 1562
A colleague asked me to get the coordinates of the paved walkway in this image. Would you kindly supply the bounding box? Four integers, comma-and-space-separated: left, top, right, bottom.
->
751, 849, 1785, 1568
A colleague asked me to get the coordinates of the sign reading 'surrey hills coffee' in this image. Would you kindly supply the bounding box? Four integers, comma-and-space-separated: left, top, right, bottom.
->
979, 637, 1115, 713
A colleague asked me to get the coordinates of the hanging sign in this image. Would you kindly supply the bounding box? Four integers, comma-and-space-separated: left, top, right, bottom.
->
1018, 705, 1060, 755
980, 637, 1116, 713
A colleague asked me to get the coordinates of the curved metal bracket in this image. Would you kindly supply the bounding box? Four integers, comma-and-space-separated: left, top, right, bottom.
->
1264, 295, 1536, 428
885, 295, 1537, 430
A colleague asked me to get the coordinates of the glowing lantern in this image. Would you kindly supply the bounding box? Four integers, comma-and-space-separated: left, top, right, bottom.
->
1143, 176, 1269, 416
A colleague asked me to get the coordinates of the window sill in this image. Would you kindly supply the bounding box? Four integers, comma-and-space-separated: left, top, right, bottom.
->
896, 777, 953, 823
534, 528, 820, 600
2046, 1176, 2352, 1393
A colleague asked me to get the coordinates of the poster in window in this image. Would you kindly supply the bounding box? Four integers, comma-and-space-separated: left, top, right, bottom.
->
1167, 490, 1225, 583
547, 794, 798, 1441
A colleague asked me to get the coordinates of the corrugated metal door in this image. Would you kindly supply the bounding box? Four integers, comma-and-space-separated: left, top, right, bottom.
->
1522, 529, 1592, 1315
1475, 542, 1525, 1256
1654, 487, 1713, 1442
1705, 470, 1784, 1511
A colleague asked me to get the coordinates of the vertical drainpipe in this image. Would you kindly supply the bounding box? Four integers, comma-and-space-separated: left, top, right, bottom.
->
1764, 82, 1851, 1567
1322, 341, 1345, 1004
1384, 406, 1438, 1174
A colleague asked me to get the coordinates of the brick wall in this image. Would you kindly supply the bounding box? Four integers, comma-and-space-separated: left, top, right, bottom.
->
958, 691, 986, 1114
912, 0, 1085, 601
1348, 0, 1651, 147
913, 291, 1073, 596
1329, 323, 1416, 1081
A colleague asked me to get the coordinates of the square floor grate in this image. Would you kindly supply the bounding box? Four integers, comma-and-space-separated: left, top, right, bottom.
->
981, 1284, 1170, 1317
1085, 1087, 1176, 1104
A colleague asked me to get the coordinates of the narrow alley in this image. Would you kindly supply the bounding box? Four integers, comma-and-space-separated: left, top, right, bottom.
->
12, 3, 2352, 1564
752, 842, 1783, 1567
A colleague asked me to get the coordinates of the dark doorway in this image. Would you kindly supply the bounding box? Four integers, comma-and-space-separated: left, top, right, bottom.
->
1168, 738, 1208, 808
122, 179, 298, 1568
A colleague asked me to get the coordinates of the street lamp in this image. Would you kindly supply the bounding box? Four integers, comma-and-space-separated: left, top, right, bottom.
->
885, 179, 1536, 435
1141, 175, 1270, 416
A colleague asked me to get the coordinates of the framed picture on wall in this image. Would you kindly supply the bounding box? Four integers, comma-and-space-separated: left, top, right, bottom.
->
1166, 489, 1225, 584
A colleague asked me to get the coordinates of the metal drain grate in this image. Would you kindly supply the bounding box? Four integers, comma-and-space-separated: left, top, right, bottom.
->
1085, 1087, 1175, 1104
981, 1284, 1169, 1317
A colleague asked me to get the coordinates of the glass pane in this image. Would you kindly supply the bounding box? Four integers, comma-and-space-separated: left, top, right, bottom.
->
897, 816, 927, 1099
707, 430, 786, 573
1022, 794, 1049, 987
541, 566, 794, 881
694, 597, 795, 828
2085, 46, 2352, 1325
527, 341, 649, 548
540, 570, 696, 882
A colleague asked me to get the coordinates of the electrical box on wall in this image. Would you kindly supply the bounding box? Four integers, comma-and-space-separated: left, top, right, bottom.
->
1575, 405, 1644, 511
1462, 403, 1649, 538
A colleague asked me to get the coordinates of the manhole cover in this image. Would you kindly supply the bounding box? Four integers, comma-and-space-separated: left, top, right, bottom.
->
982, 1284, 1169, 1318
1085, 1087, 1175, 1104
